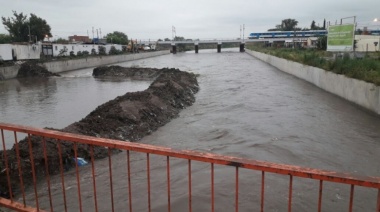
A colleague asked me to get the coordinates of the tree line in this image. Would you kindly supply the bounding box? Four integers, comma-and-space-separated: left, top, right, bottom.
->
0, 11, 129, 45
267, 18, 326, 31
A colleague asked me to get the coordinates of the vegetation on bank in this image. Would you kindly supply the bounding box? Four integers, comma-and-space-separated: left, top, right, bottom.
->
246, 44, 380, 86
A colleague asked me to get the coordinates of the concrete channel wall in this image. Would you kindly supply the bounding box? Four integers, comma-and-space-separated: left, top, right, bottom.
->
0, 50, 170, 80
246, 49, 380, 115
0, 65, 19, 80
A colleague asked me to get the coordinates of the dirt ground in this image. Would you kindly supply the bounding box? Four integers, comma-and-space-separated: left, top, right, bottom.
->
0, 65, 199, 199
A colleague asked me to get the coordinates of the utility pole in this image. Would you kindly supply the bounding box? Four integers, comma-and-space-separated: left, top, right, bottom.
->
243, 24, 245, 42
96, 29, 99, 44
293, 28, 296, 49
240, 25, 242, 40
172, 26, 176, 41
92, 27, 94, 44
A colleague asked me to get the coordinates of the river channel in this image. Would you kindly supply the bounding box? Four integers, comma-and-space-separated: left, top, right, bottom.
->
1, 49, 380, 211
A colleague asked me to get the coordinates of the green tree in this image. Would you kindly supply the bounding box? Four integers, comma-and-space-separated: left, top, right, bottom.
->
98, 46, 106, 55
311, 20, 325, 30
56, 38, 68, 44
268, 18, 300, 31
173, 36, 185, 41
109, 46, 122, 55
356, 29, 363, 35
1, 11, 28, 42
0, 34, 12, 44
281, 18, 299, 31
310, 20, 316, 30
316, 36, 327, 50
1, 11, 52, 42
29, 13, 52, 41
106, 31, 128, 45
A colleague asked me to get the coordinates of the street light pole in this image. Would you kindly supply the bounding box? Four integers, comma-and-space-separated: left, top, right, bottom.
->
240, 25, 242, 40
374, 18, 380, 51
243, 24, 245, 42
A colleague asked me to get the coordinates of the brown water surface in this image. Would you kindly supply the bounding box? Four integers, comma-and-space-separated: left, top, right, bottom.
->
2, 49, 380, 211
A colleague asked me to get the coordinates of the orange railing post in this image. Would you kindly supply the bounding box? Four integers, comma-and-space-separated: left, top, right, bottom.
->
377, 188, 380, 212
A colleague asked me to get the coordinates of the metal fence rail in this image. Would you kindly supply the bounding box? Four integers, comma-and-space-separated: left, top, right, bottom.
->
0, 122, 380, 212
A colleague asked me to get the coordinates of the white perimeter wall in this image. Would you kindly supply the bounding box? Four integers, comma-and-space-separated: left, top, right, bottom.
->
52, 44, 124, 56
13, 44, 40, 60
0, 44, 41, 61
355, 35, 380, 52
0, 44, 13, 61
105, 44, 123, 54
52, 44, 100, 56
246, 49, 380, 115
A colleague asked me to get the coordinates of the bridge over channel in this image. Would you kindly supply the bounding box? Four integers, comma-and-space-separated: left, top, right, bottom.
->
138, 38, 309, 53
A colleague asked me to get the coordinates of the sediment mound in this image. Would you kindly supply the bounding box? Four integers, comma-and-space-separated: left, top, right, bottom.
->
0, 66, 199, 197
17, 61, 60, 78
70, 67, 199, 141
93, 65, 162, 79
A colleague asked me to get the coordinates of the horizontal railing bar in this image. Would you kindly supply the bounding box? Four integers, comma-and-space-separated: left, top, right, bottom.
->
1, 122, 380, 189
0, 198, 46, 212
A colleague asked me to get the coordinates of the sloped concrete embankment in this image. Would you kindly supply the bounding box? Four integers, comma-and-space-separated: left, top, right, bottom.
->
0, 66, 199, 198
0, 50, 170, 80
246, 49, 380, 115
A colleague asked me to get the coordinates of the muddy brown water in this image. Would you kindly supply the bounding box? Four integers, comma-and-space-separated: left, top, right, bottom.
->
1, 49, 380, 211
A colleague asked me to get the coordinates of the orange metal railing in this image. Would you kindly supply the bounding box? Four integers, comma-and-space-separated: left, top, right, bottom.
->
0, 122, 380, 212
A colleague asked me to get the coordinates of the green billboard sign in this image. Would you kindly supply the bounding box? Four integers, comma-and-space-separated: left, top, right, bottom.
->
327, 24, 355, 52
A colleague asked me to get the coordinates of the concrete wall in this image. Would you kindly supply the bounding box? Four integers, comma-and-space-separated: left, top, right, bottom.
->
355, 35, 380, 52
105, 44, 123, 54
13, 44, 40, 60
52, 44, 125, 56
246, 49, 380, 115
52, 44, 100, 56
1, 44, 41, 61
44, 50, 169, 73
0, 65, 19, 80
0, 44, 13, 61
0, 50, 170, 80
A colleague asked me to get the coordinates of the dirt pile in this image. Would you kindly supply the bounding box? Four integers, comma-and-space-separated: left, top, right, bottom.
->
17, 61, 60, 78
93, 65, 162, 79
72, 66, 199, 141
0, 66, 199, 197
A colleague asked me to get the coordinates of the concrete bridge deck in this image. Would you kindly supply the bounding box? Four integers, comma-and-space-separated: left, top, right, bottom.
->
137, 37, 308, 45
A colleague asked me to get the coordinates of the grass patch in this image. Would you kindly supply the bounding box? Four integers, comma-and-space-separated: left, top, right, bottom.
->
247, 45, 380, 85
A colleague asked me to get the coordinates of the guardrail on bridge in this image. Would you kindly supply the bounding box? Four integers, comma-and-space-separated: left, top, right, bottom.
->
0, 123, 379, 211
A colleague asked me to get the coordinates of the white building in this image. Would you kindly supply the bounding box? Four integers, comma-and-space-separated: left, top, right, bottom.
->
354, 35, 380, 52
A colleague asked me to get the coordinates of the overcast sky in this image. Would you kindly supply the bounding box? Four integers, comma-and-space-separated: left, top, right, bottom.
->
1, 0, 379, 41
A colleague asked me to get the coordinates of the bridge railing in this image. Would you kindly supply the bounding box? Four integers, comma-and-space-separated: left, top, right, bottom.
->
0, 122, 379, 212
